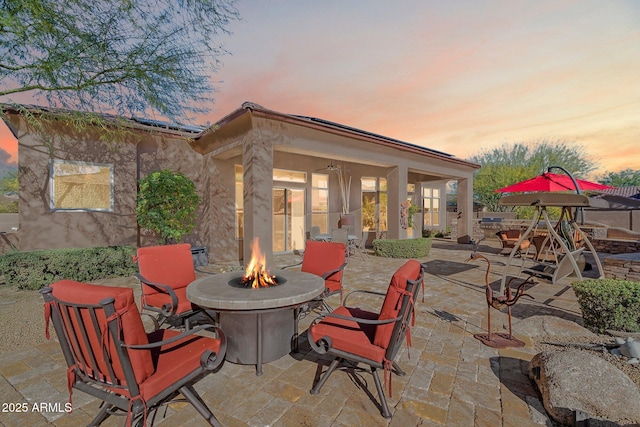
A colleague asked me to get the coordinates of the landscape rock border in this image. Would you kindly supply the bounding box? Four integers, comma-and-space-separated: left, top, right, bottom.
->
516, 316, 640, 426
529, 349, 640, 426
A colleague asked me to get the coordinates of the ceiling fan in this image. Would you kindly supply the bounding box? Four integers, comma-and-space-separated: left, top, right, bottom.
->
315, 160, 347, 173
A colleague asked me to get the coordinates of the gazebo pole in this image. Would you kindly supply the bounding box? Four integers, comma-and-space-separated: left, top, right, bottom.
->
547, 165, 584, 224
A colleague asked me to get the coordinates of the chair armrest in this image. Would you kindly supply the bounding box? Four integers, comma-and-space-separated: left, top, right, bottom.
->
124, 324, 226, 371
123, 324, 220, 349
321, 261, 348, 280
312, 312, 400, 326
308, 313, 401, 355
342, 289, 386, 307
135, 273, 179, 317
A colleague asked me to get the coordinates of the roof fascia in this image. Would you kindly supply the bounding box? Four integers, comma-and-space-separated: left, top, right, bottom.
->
244, 105, 480, 169
2, 103, 199, 138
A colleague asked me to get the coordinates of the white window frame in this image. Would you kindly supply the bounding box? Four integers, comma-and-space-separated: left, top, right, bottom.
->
49, 159, 114, 212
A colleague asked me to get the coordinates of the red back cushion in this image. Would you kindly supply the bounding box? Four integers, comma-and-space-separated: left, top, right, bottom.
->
373, 260, 422, 349
49, 280, 154, 385
301, 240, 345, 288
136, 244, 195, 296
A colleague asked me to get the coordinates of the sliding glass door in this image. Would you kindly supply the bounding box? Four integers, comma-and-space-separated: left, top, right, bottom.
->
273, 188, 305, 252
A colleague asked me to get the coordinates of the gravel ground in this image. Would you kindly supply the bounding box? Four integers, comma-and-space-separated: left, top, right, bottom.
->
0, 285, 48, 353
0, 264, 244, 354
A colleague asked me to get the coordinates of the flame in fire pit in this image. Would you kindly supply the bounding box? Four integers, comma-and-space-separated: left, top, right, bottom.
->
243, 237, 277, 288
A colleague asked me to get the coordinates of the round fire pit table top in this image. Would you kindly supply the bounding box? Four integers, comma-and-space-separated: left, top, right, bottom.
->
187, 269, 325, 311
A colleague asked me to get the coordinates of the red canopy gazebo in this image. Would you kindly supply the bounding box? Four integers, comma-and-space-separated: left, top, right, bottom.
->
495, 166, 614, 225
495, 172, 613, 193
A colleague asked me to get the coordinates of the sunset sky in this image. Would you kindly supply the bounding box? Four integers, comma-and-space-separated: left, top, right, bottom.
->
2, 0, 639, 175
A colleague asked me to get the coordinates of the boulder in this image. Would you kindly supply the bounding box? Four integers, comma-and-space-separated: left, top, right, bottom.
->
618, 337, 640, 359
515, 315, 596, 338
529, 350, 640, 426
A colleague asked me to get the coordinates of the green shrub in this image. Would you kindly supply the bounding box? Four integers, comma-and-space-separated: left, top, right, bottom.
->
372, 237, 432, 258
0, 246, 138, 290
137, 169, 199, 244
572, 279, 640, 333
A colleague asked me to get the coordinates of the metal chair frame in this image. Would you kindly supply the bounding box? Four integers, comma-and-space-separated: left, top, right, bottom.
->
330, 228, 350, 258
307, 262, 425, 418
351, 230, 368, 259
281, 240, 347, 310
41, 283, 226, 426
135, 244, 215, 329
135, 272, 215, 329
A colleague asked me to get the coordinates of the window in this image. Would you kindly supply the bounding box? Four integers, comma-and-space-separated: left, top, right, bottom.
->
50, 160, 113, 211
379, 178, 387, 231
361, 177, 387, 232
311, 173, 328, 233
273, 169, 306, 183
422, 187, 440, 227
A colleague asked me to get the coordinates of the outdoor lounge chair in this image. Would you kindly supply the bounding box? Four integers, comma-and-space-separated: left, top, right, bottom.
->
496, 229, 530, 256
351, 230, 368, 259
330, 228, 350, 257
282, 239, 347, 309
307, 259, 424, 418
134, 243, 213, 329
41, 280, 226, 426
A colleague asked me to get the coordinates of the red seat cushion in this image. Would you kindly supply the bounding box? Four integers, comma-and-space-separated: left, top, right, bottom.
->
136, 244, 196, 297
309, 306, 385, 362
301, 240, 345, 293
138, 329, 222, 400
49, 280, 154, 385
143, 287, 195, 315
373, 260, 422, 349
324, 278, 342, 294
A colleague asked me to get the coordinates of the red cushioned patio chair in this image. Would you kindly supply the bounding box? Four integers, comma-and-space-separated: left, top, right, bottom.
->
134, 243, 213, 329
282, 239, 347, 310
42, 280, 226, 426
307, 259, 425, 418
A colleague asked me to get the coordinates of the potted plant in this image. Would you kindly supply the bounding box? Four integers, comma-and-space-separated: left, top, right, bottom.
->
137, 169, 205, 263
337, 168, 354, 227
401, 200, 421, 238
407, 201, 420, 229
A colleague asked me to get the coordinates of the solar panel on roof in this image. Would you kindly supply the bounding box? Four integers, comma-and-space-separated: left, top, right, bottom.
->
131, 117, 204, 133
292, 115, 453, 158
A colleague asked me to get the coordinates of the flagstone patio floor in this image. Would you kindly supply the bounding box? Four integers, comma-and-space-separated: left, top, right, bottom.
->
0, 238, 595, 426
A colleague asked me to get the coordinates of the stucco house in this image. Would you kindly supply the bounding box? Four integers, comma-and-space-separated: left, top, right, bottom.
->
2, 102, 480, 264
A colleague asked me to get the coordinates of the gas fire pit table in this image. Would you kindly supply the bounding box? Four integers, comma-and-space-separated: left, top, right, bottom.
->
187, 269, 325, 375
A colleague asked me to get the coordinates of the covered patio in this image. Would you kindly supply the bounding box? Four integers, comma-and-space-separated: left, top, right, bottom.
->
191, 102, 480, 265
0, 239, 591, 426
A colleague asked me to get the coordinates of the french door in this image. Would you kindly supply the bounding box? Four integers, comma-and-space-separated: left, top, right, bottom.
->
273, 188, 305, 252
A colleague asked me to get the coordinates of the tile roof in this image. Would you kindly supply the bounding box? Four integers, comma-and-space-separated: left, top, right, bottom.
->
2, 104, 205, 135
233, 102, 480, 168
601, 186, 640, 199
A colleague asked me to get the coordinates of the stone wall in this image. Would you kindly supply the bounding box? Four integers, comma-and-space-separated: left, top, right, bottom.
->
603, 253, 640, 281
451, 218, 488, 243
592, 238, 640, 254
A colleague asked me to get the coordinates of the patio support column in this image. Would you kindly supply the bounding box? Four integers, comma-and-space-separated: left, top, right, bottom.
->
242, 130, 274, 266
457, 177, 473, 244
387, 164, 408, 239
